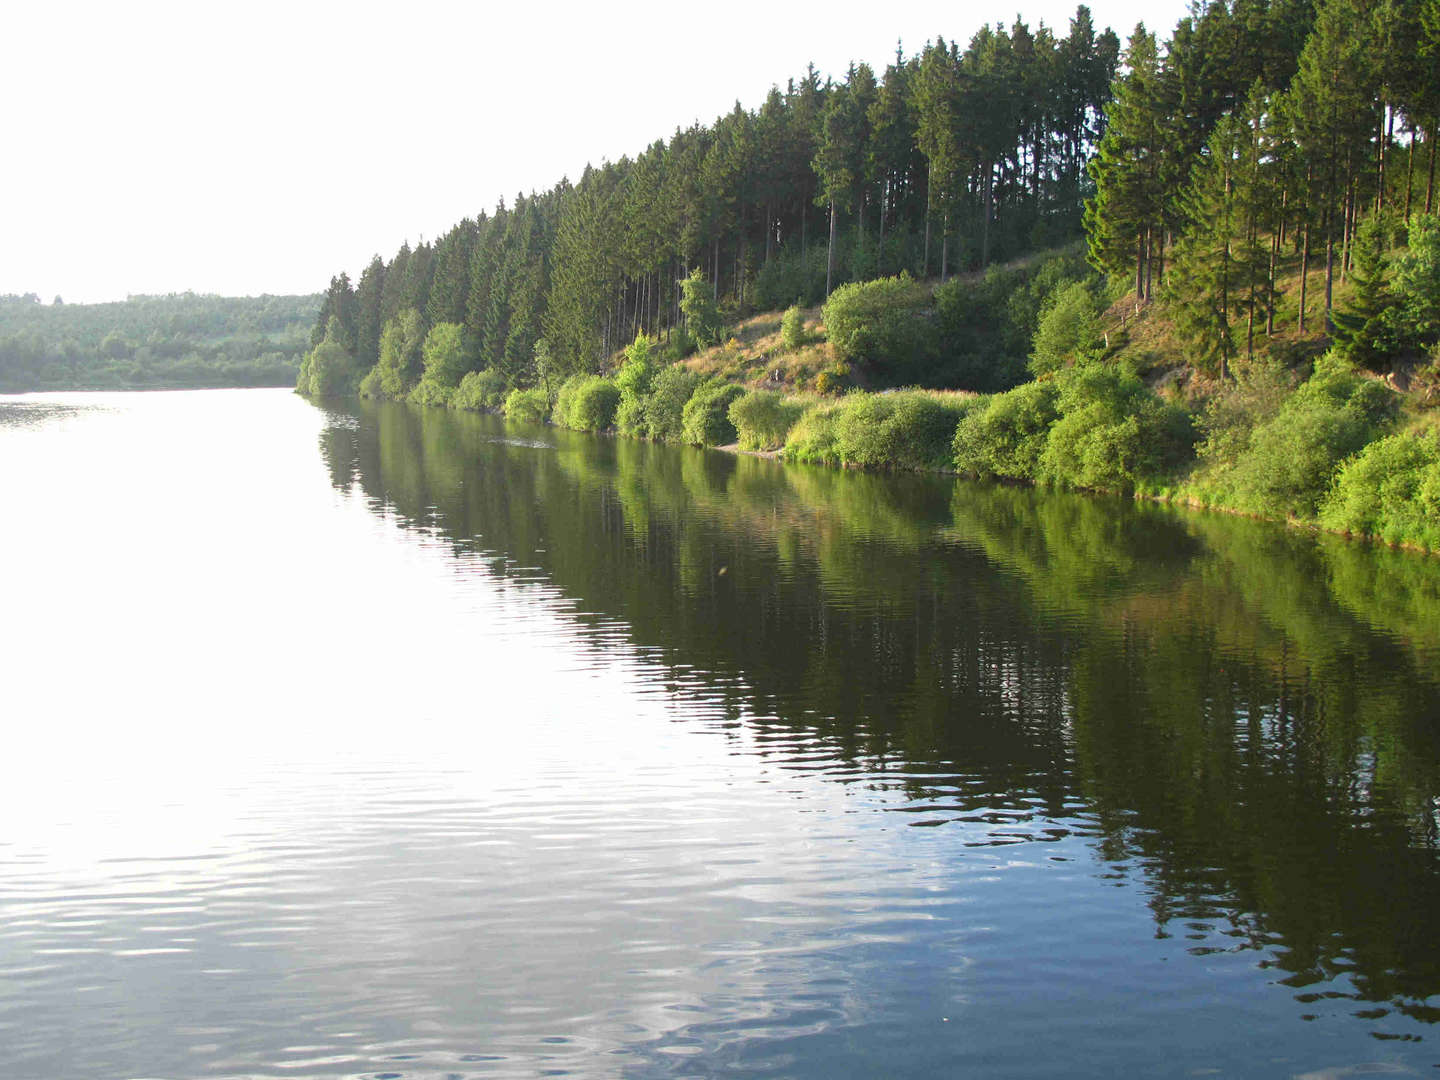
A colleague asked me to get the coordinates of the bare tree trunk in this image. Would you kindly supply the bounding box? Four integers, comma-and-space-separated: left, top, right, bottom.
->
877, 178, 887, 276
825, 198, 838, 298
712, 237, 720, 304
981, 165, 992, 269
923, 164, 933, 277
1299, 218, 1311, 334
940, 210, 949, 284
1428, 122, 1438, 214
1404, 120, 1416, 222
764, 201, 774, 264
1377, 106, 1389, 212
1135, 226, 1145, 307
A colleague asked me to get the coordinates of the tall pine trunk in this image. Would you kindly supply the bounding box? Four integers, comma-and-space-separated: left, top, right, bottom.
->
825, 199, 839, 298
923, 164, 933, 277
877, 179, 887, 276
1404, 121, 1416, 222
1299, 218, 1311, 334
1427, 122, 1438, 214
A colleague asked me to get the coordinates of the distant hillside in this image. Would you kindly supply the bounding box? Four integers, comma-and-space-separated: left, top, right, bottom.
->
0, 292, 321, 391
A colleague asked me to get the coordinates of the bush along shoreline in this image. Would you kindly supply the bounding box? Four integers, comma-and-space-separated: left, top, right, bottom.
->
302, 229, 1440, 558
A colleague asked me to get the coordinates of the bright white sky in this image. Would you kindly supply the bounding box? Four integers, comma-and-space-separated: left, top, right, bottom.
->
3, 0, 1191, 304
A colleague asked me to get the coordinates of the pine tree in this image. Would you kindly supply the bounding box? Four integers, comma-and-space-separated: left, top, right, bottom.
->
1086, 26, 1166, 304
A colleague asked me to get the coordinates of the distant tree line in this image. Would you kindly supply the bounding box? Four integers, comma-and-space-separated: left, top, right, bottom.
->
0, 292, 320, 391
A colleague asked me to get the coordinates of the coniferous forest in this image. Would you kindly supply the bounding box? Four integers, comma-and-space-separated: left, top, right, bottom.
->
300, 0, 1440, 552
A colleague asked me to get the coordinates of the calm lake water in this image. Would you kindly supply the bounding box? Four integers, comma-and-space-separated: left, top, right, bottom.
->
3, 388, 1440, 1079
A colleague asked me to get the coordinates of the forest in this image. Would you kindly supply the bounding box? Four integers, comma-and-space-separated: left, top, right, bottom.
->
0, 292, 318, 391
299, 0, 1440, 552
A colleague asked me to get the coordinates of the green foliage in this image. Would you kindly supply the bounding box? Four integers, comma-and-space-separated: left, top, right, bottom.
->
814, 362, 852, 395
1029, 282, 1105, 376
680, 379, 747, 446
1380, 214, 1440, 355
679, 269, 724, 347
952, 381, 1060, 480
728, 391, 807, 451
1332, 212, 1398, 370
453, 368, 508, 411
502, 386, 550, 425
299, 338, 354, 398
753, 245, 830, 309
419, 322, 471, 389
784, 390, 975, 470
780, 305, 807, 351
831, 391, 974, 471
1036, 365, 1196, 492
553, 374, 621, 432
0, 291, 316, 391
374, 308, 425, 399
822, 275, 937, 382
612, 335, 660, 436
642, 366, 703, 442
407, 378, 455, 407
616, 335, 658, 394
1224, 354, 1397, 518
1319, 430, 1440, 551
357, 366, 384, 399
783, 403, 844, 465
1194, 355, 1296, 470
931, 252, 1090, 391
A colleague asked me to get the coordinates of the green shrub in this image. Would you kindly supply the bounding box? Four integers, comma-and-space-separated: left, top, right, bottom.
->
814, 363, 852, 395
680, 269, 725, 347
822, 275, 938, 383
420, 322, 470, 389
299, 339, 354, 397
502, 386, 550, 425
553, 374, 621, 432
1319, 430, 1440, 551
829, 391, 977, 471
780, 305, 807, 351
1226, 353, 1397, 517
783, 403, 843, 465
453, 368, 507, 411
953, 381, 1059, 480
753, 244, 830, 309
408, 378, 454, 407
643, 365, 703, 442
613, 336, 659, 435
1029, 282, 1105, 376
680, 379, 747, 446
729, 391, 807, 451
357, 365, 384, 399
615, 391, 648, 437
1036, 365, 1194, 492
616, 335, 658, 396
1380, 213, 1440, 354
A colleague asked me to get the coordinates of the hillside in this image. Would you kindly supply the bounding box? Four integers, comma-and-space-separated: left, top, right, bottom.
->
0, 292, 320, 391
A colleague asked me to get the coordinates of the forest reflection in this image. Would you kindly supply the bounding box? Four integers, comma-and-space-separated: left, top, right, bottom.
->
318, 400, 1440, 1026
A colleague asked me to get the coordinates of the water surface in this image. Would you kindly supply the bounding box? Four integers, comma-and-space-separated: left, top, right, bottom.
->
2, 389, 1439, 1078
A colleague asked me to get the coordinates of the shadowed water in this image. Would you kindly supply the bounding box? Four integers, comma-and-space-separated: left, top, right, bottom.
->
2, 389, 1439, 1078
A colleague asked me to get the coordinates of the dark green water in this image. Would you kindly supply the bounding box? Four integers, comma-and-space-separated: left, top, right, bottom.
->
3, 389, 1439, 1078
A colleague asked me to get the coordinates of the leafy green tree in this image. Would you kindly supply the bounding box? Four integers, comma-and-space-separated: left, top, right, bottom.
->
1030, 281, 1105, 375
679, 268, 724, 346
375, 308, 425, 399
420, 322, 470, 389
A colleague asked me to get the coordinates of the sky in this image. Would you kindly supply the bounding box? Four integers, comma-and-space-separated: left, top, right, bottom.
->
3, 0, 1193, 304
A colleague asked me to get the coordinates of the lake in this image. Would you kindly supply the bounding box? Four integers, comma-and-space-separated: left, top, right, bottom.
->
3, 388, 1439, 1079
